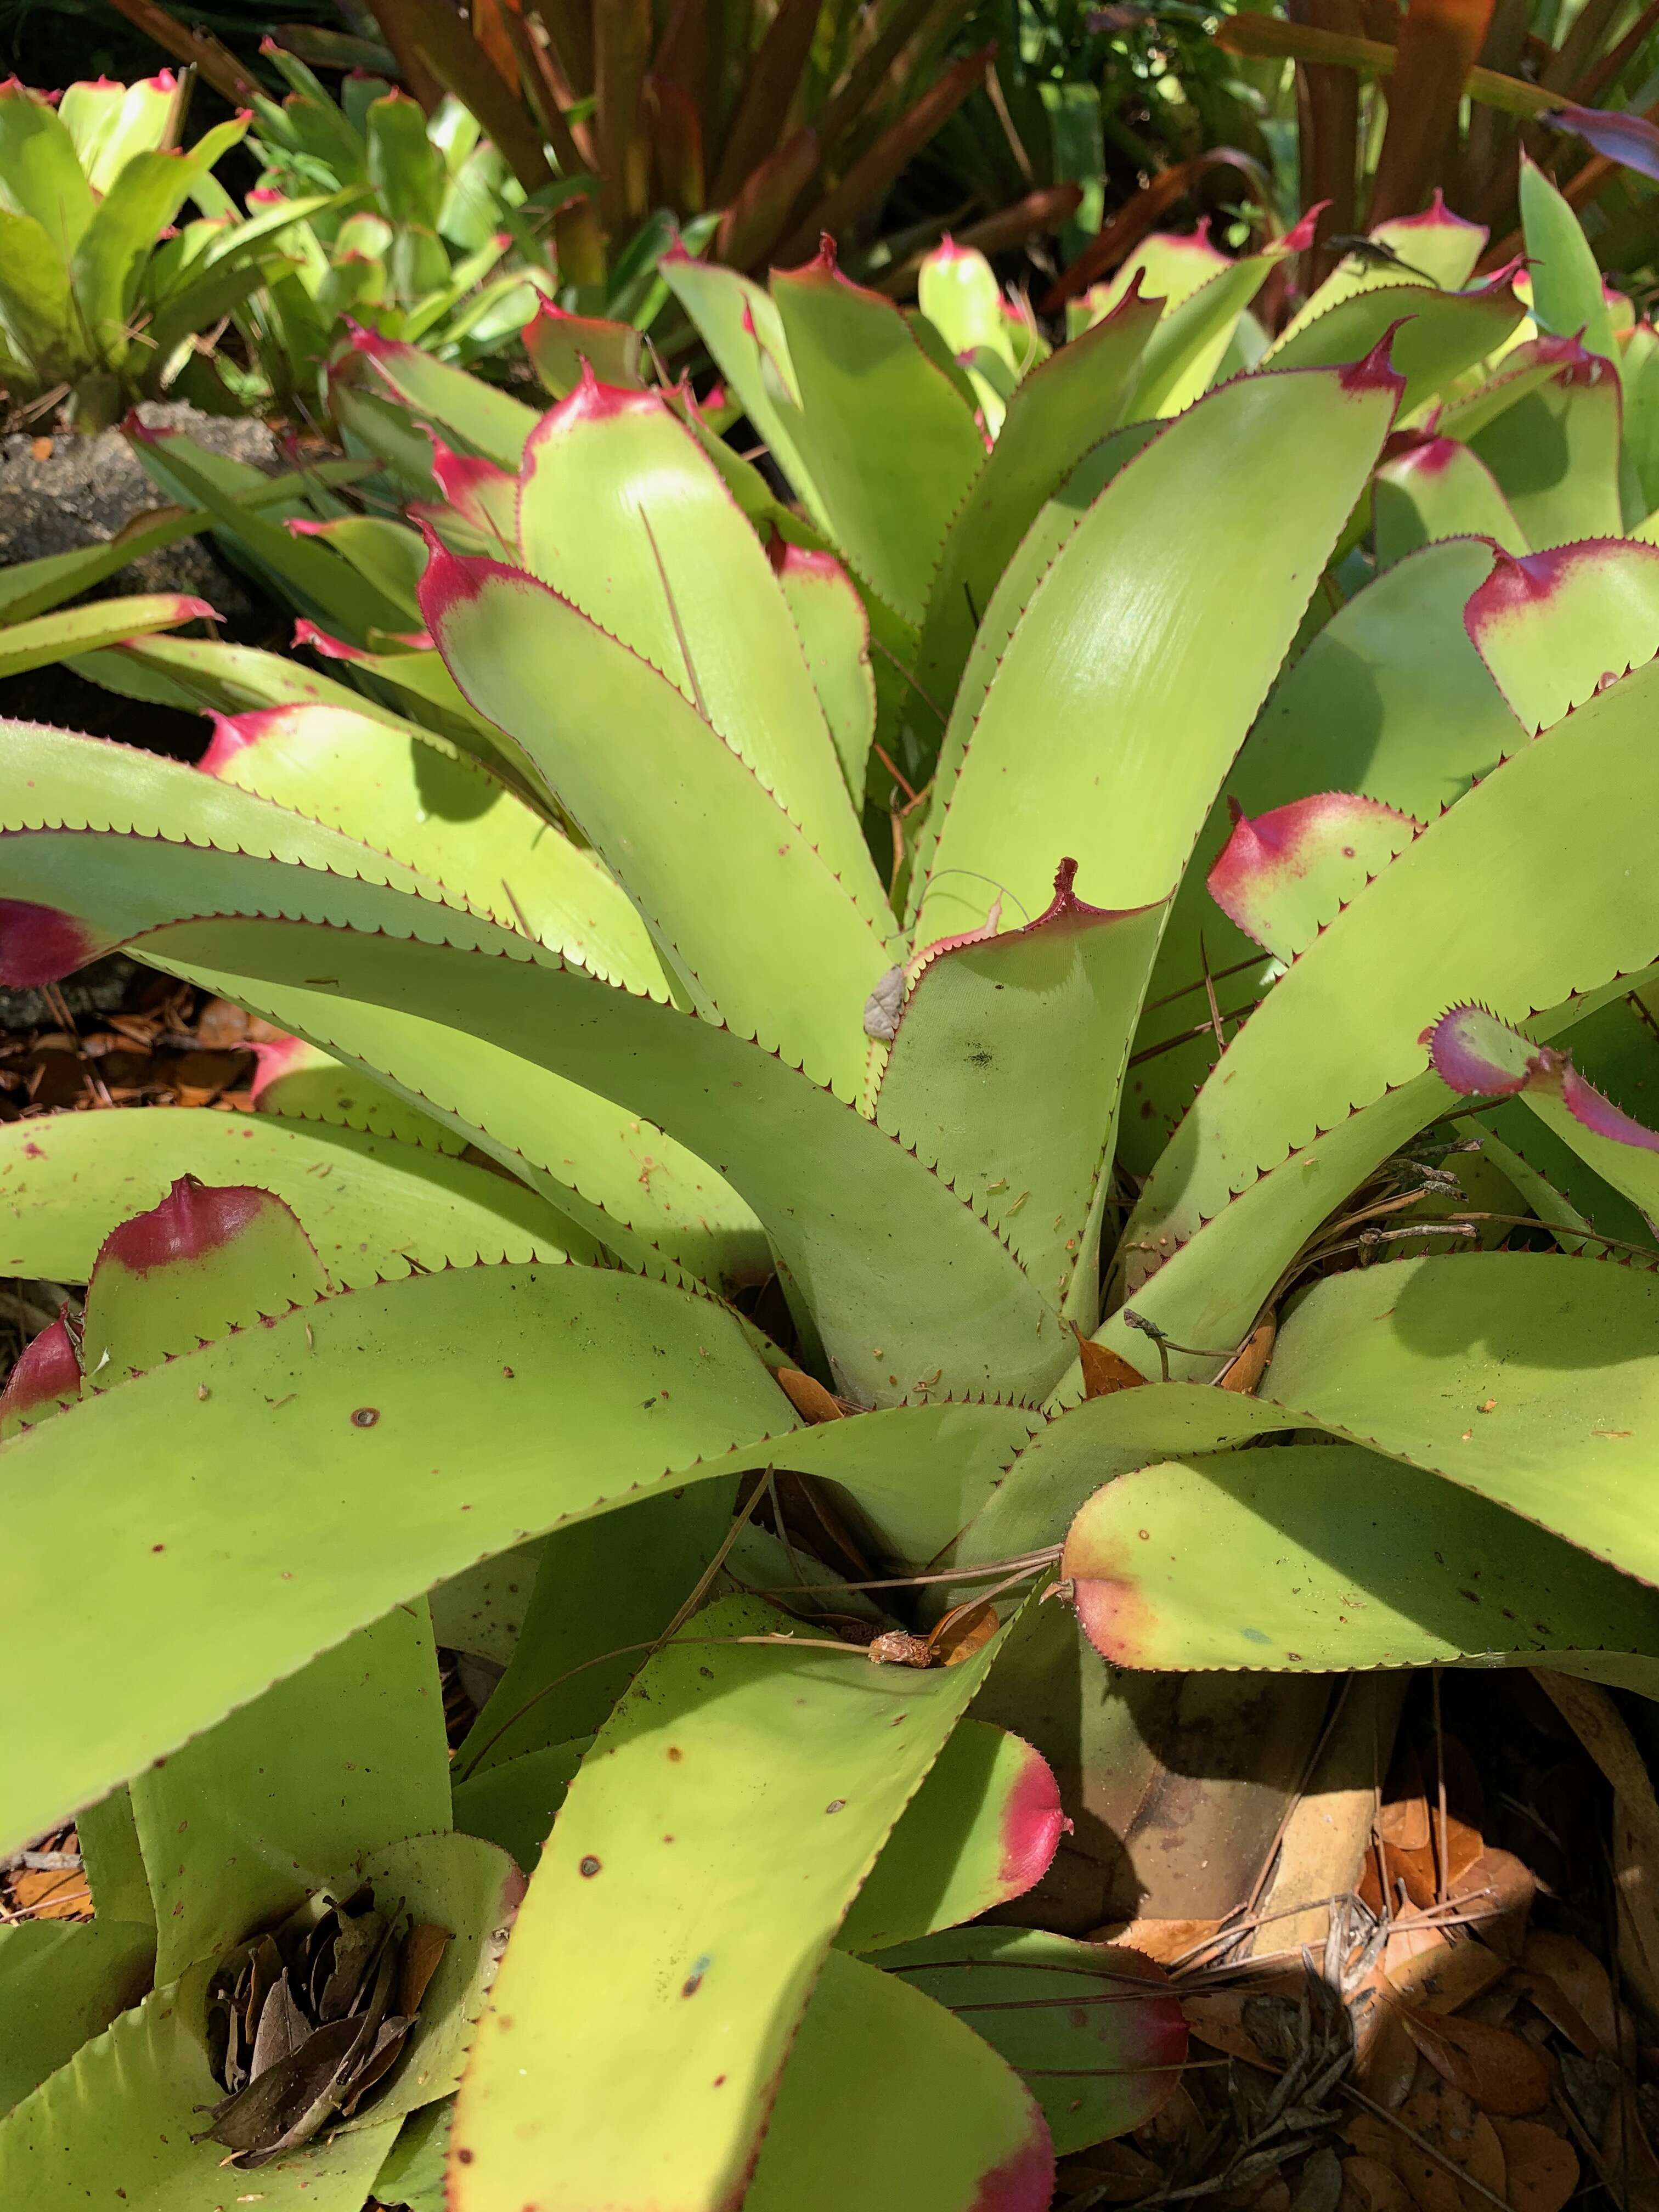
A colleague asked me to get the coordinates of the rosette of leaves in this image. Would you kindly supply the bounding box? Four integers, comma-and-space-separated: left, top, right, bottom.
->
186, 43, 563, 419
0, 72, 312, 430
11, 161, 1659, 2211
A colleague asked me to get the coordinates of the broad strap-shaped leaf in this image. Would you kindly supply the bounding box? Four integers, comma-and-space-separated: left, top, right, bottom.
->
421, 549, 895, 1097
763, 246, 990, 630
199, 698, 669, 985
1519, 153, 1618, 368
0, 1106, 590, 1287
0, 81, 93, 254
343, 325, 540, 469
1121, 536, 1516, 1172
1126, 243, 1280, 417
127, 422, 416, 645
0, 1972, 399, 2209
1064, 1441, 1659, 1694
70, 630, 427, 725
70, 117, 249, 359
132, 1604, 451, 1982
447, 1593, 1014, 2212
773, 540, 876, 811
0, 505, 203, 625
1207, 792, 1420, 963
878, 1926, 1188, 2155
1262, 1252, 1659, 1586
0, 1921, 155, 2121
911, 279, 1163, 740
913, 355, 1402, 950
454, 1482, 741, 1773
522, 298, 644, 396
1430, 1002, 1659, 1228
1261, 266, 1524, 416
514, 379, 878, 902
838, 1720, 1064, 1953
1122, 652, 1659, 1310
451, 1740, 588, 1874
742, 1948, 1055, 2212
1373, 435, 1526, 568
0, 591, 217, 679
877, 862, 1166, 1326
955, 1384, 1285, 1570
81, 1172, 327, 1386
1464, 540, 1659, 731
0, 1263, 794, 1854
289, 620, 545, 787
1466, 347, 1622, 546
731, 1396, 1045, 1568
0, 834, 1058, 1401
249, 1035, 469, 1154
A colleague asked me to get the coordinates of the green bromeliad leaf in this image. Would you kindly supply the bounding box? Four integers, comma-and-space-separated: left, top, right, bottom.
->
910, 281, 1161, 736
912, 354, 1401, 951
1119, 653, 1659, 1332
772, 541, 875, 811
1462, 539, 1659, 731
838, 1720, 1064, 1954
877, 865, 1166, 1325
1466, 346, 1622, 546
514, 382, 878, 902
199, 698, 668, 985
80, 1173, 327, 1387
0, 1107, 588, 1285
450, 1739, 588, 1873
421, 549, 895, 1097
1063, 1441, 1659, 1693
0, 1921, 155, 2121
1428, 1003, 1659, 1233
446, 1593, 1014, 2212
1262, 1253, 1659, 1587
132, 1602, 450, 1982
0, 1972, 401, 2210
1261, 267, 1523, 417
0, 1262, 794, 1854
742, 1948, 1054, 2212
1372, 436, 1526, 568
877, 1926, 1188, 2155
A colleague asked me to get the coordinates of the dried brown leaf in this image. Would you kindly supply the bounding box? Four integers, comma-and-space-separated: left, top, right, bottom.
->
1403, 2011, 1551, 2117
1340, 2153, 1417, 2212
1519, 1933, 1613, 2055
1489, 2118, 1577, 2212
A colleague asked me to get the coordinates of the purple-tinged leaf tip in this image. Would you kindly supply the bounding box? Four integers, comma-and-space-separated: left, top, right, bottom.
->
1426, 1002, 1659, 1153
0, 1308, 81, 1431
0, 898, 100, 988
94, 1175, 278, 1277
424, 430, 516, 528
1542, 100, 1659, 185
1378, 430, 1460, 480
997, 1743, 1068, 1896
292, 617, 365, 662
1424, 1003, 1543, 1097
967, 2130, 1057, 2212
1277, 198, 1331, 257
1337, 319, 1410, 399
1562, 1066, 1659, 1153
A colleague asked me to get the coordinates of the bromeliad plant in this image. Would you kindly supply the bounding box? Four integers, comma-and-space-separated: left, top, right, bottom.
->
12, 156, 1659, 2209
0, 73, 308, 430
192, 44, 563, 421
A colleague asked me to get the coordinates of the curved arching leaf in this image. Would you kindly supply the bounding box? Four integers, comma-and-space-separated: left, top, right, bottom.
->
1463, 539, 1659, 731
1063, 1441, 1659, 1693
447, 1594, 1017, 2212
743, 1948, 1054, 2212
0, 1261, 794, 1854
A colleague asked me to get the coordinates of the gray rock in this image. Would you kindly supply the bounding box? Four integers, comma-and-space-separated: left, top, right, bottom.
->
0, 400, 280, 616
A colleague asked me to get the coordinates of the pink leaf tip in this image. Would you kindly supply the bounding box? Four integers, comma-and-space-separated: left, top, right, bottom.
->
1278, 199, 1332, 257
0, 899, 100, 988
1337, 318, 1410, 399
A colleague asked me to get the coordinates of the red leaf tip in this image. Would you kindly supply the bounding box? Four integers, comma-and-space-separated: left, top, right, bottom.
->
0, 898, 99, 988
0, 1308, 81, 1429
1278, 198, 1331, 257
1338, 318, 1410, 398
96, 1176, 274, 1277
